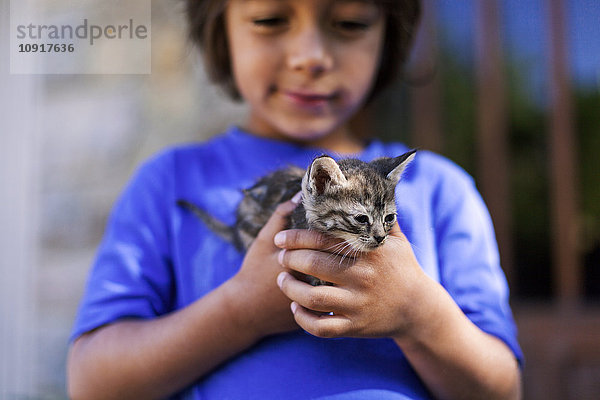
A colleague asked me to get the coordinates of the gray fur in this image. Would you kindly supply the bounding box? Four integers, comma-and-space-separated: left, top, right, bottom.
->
178, 150, 416, 256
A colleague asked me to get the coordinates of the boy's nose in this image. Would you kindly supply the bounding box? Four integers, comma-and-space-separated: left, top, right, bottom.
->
287, 28, 333, 76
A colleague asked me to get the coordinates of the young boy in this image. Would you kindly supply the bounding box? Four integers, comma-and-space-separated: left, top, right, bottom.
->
67, 1, 523, 399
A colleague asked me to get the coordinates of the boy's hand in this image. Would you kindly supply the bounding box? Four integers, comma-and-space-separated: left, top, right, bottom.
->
274, 223, 434, 340
226, 195, 302, 340
276, 226, 522, 400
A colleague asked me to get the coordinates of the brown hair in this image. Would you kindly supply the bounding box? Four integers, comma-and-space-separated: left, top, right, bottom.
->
185, 0, 421, 101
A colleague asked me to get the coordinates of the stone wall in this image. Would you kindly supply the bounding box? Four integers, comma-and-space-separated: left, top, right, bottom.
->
2, 0, 247, 397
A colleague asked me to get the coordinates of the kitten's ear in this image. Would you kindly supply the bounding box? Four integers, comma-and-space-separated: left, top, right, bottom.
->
384, 150, 417, 184
304, 156, 347, 196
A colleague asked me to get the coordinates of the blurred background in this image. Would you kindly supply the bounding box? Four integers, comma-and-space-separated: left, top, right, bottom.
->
1, 0, 598, 398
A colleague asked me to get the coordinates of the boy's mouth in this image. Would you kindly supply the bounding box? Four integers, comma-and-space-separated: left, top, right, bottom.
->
282, 90, 337, 109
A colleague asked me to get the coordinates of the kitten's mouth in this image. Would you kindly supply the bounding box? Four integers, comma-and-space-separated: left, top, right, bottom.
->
366, 237, 387, 250
349, 240, 382, 252
327, 231, 385, 253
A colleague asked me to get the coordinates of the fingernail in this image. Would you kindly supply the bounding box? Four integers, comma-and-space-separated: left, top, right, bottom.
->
290, 302, 298, 314
291, 191, 303, 205
277, 272, 286, 288
274, 231, 286, 247
277, 249, 286, 265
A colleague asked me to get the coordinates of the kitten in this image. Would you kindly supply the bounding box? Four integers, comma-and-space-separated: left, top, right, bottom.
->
178, 151, 416, 261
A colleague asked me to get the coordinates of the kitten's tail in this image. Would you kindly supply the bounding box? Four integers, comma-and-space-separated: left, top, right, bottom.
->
177, 199, 236, 244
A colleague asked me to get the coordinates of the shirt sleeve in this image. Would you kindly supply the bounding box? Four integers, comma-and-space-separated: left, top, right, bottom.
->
70, 151, 176, 342
433, 164, 524, 365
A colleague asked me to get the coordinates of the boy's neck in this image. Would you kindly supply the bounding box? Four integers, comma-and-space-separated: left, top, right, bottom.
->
242, 124, 366, 155
305, 130, 365, 154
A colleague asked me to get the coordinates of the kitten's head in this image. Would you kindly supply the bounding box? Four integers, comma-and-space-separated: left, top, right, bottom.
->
301, 151, 416, 252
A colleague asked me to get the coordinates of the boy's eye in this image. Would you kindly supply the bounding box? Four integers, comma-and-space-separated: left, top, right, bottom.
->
252, 17, 288, 28
384, 214, 396, 223
354, 214, 370, 224
333, 20, 370, 32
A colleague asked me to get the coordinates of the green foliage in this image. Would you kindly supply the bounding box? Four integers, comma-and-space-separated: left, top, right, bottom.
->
437, 50, 476, 174
434, 50, 555, 298
365, 79, 411, 144
576, 90, 600, 254
505, 60, 553, 298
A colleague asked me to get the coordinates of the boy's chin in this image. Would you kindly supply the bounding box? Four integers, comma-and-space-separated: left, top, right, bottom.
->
288, 130, 335, 144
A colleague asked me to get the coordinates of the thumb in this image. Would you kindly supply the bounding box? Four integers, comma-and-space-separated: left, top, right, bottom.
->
256, 191, 302, 241
389, 222, 405, 238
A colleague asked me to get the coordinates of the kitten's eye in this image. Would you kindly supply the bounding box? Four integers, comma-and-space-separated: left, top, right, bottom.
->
384, 214, 396, 223
354, 214, 369, 224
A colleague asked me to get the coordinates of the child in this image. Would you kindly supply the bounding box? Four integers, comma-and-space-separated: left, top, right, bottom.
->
67, 0, 523, 399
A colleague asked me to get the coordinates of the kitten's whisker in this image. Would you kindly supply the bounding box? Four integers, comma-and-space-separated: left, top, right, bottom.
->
340, 240, 359, 255
343, 244, 356, 258
325, 250, 343, 265
355, 243, 365, 257
332, 239, 359, 266
323, 240, 354, 265
324, 249, 339, 264
338, 241, 356, 265
323, 241, 348, 254
340, 240, 361, 265
337, 240, 353, 254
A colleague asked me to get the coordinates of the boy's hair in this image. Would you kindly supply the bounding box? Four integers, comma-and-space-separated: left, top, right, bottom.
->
186, 0, 421, 101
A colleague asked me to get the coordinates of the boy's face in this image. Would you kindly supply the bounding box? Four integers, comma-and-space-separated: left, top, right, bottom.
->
225, 0, 385, 145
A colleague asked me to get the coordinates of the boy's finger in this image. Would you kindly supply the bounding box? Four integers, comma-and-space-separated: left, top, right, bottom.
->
276, 271, 351, 314
389, 222, 402, 236
277, 248, 353, 284
289, 302, 352, 339
257, 192, 302, 241
388, 222, 410, 242
274, 229, 345, 252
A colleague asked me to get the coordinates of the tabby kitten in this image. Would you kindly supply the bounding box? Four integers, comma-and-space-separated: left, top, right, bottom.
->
178, 151, 416, 258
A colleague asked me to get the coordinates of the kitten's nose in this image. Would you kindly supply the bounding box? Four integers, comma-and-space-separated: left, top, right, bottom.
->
374, 236, 385, 244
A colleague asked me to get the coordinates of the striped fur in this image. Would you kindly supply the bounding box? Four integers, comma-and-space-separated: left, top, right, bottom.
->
178, 150, 415, 255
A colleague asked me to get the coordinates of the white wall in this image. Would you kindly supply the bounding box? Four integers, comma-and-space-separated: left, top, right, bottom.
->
1, 0, 38, 396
